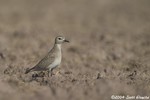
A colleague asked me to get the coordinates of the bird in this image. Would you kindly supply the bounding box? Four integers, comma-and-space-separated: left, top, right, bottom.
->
25, 36, 69, 77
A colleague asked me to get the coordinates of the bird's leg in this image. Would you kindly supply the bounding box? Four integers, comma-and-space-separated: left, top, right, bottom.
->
48, 68, 54, 77
48, 69, 51, 77
46, 70, 49, 77
50, 68, 54, 76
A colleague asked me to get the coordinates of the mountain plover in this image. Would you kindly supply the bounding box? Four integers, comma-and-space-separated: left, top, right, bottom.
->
25, 36, 69, 76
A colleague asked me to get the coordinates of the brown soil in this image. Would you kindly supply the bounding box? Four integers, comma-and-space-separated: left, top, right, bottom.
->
0, 0, 150, 100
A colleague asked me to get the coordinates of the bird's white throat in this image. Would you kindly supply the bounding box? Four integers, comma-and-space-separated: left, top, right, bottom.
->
56, 44, 61, 50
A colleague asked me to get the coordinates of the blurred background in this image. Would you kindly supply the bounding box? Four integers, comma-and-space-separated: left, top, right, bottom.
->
0, 0, 150, 100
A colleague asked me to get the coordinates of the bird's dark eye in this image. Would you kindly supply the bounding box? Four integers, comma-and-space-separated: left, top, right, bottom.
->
58, 37, 61, 40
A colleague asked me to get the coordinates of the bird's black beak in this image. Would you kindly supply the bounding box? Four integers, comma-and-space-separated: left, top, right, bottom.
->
64, 39, 69, 43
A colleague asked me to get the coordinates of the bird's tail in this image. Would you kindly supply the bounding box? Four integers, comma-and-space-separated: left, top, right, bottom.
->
25, 67, 34, 74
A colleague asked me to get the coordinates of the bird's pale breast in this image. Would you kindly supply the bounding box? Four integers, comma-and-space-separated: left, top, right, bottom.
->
48, 44, 62, 69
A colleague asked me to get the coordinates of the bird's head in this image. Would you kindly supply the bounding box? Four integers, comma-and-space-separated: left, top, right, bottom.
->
55, 36, 69, 44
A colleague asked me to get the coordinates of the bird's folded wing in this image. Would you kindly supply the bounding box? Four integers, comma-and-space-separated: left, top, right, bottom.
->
33, 53, 55, 70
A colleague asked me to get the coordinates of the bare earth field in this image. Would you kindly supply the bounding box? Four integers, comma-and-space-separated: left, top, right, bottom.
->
0, 0, 150, 100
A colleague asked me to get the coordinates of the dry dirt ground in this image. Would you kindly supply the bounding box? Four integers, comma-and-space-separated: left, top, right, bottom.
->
0, 0, 150, 100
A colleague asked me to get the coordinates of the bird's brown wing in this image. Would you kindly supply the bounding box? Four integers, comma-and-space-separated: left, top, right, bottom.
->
32, 52, 55, 71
